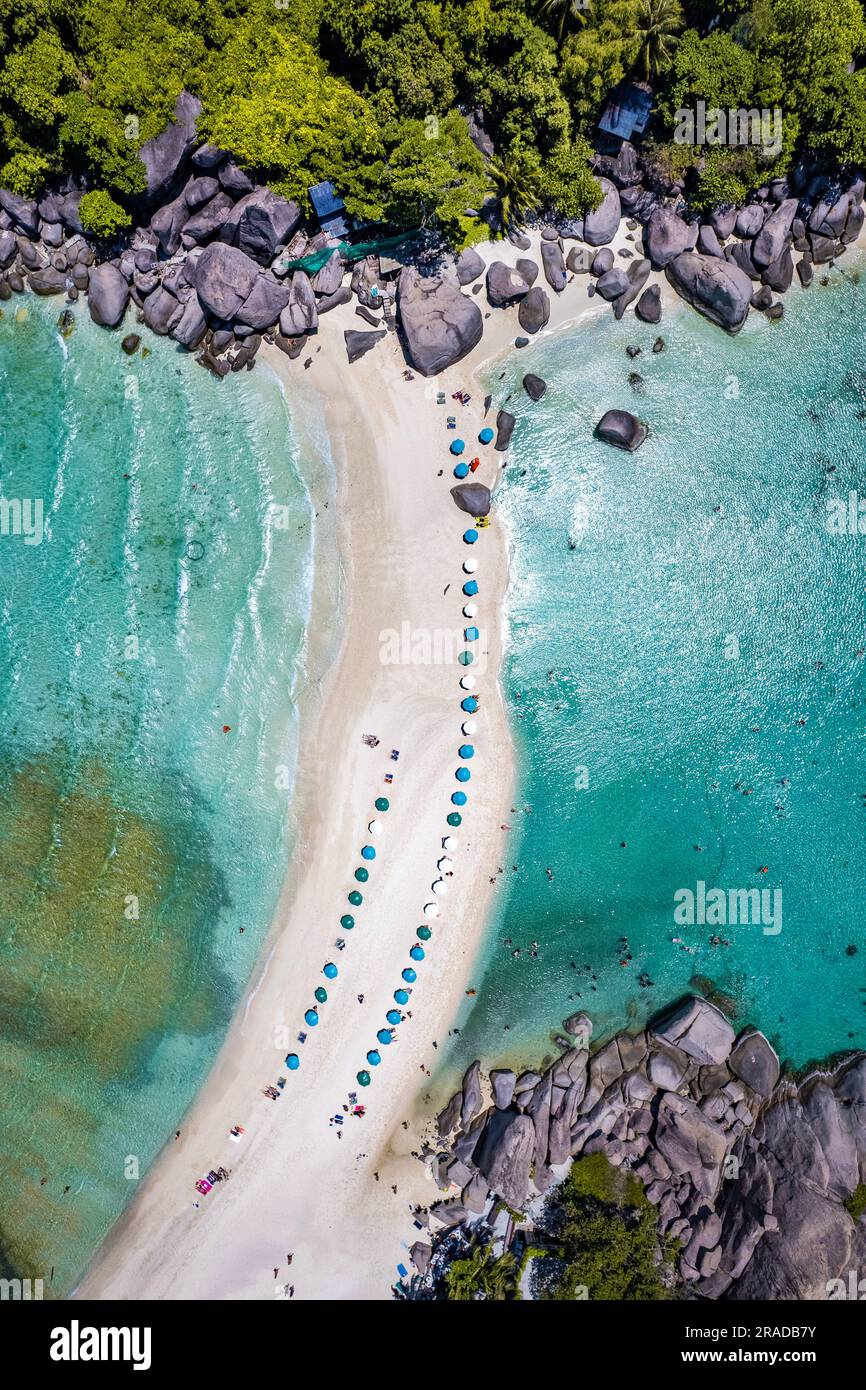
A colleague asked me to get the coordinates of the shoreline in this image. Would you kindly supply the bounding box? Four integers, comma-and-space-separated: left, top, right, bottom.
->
68, 220, 865, 1299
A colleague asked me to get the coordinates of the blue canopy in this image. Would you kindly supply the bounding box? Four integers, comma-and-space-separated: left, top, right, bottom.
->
286, 1053, 300, 1070
377, 1028, 393, 1045
402, 967, 417, 982
394, 988, 410, 1004
323, 962, 338, 979
456, 766, 471, 782
464, 627, 479, 642
410, 945, 425, 960
450, 439, 465, 456
463, 529, 479, 544
305, 1008, 319, 1027
454, 463, 469, 479
461, 696, 479, 712
479, 426, 494, 444
367, 1049, 382, 1066
452, 790, 467, 805
459, 744, 475, 759
386, 1009, 402, 1025
361, 844, 376, 861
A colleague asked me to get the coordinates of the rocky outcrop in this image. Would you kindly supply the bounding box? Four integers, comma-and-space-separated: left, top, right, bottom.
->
517, 285, 550, 333
425, 996, 866, 1302
583, 178, 621, 246
596, 408, 647, 451
540, 239, 566, 291
279, 273, 318, 337
138, 90, 202, 207
635, 284, 661, 323
451, 482, 492, 516
191, 241, 259, 320
485, 260, 533, 307
665, 251, 752, 333
494, 409, 515, 451
87, 262, 129, 327
455, 247, 485, 286
344, 328, 386, 363
645, 204, 697, 267
752, 198, 798, 269
522, 373, 546, 402
397, 268, 482, 376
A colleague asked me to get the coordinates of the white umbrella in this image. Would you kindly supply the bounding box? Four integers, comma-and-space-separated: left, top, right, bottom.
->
463, 603, 478, 618
423, 902, 440, 919
459, 675, 476, 690
442, 835, 459, 852
462, 559, 478, 574
461, 720, 477, 736
431, 878, 448, 895
368, 819, 383, 836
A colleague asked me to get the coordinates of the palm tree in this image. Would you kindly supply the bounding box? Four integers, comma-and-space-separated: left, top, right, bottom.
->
633, 0, 683, 80
537, 0, 593, 44
445, 1243, 518, 1300
487, 149, 544, 232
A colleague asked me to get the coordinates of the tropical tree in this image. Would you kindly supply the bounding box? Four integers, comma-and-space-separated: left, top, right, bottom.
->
487, 145, 545, 229
537, 0, 591, 44
445, 1242, 517, 1300
633, 0, 683, 80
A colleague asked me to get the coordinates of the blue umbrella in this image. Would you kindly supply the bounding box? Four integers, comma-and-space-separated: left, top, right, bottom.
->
355, 866, 369, 882
479, 426, 494, 444
454, 463, 469, 479
461, 696, 479, 712
464, 626, 479, 642
377, 1028, 393, 1045
314, 986, 328, 1004
357, 1070, 371, 1087
394, 989, 410, 1005
323, 962, 338, 979
386, 1009, 402, 1025
456, 766, 471, 782
459, 744, 475, 759
286, 1053, 300, 1070
458, 651, 474, 665
452, 790, 467, 806
305, 1008, 318, 1027
463, 580, 479, 596
450, 438, 465, 455
402, 967, 417, 983
447, 812, 462, 827
463, 529, 479, 544
361, 844, 376, 861
417, 925, 432, 941
375, 797, 390, 812
367, 1049, 382, 1066
410, 946, 425, 961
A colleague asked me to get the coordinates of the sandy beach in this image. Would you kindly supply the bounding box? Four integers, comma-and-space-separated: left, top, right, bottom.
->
76, 225, 667, 1301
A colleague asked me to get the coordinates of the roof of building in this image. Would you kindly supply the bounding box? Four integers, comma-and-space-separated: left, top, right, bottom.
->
308, 181, 346, 220
598, 82, 653, 141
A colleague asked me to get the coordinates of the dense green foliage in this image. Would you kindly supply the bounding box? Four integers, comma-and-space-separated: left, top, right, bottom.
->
543, 1154, 679, 1300
78, 187, 130, 237
444, 1242, 518, 1299
1, 0, 866, 236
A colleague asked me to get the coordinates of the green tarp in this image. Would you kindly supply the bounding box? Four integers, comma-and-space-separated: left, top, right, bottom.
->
279, 230, 417, 276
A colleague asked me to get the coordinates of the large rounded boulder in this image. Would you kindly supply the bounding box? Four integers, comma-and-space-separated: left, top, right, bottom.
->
517, 285, 550, 334
486, 260, 533, 307
645, 204, 697, 267
397, 268, 483, 376
595, 409, 647, 452
87, 262, 130, 328
665, 251, 752, 334
583, 178, 621, 246
191, 241, 260, 320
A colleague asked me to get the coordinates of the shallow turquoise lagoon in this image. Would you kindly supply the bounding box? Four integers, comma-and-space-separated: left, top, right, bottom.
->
447, 259, 866, 1078
0, 297, 316, 1291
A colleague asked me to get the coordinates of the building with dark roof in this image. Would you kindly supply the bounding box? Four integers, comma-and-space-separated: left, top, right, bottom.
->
598, 82, 653, 143
308, 181, 351, 238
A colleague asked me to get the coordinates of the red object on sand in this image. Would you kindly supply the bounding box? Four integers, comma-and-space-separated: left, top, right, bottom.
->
222, 725, 231, 733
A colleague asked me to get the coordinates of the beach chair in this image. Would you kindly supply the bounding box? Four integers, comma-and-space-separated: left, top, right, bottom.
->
390, 749, 400, 761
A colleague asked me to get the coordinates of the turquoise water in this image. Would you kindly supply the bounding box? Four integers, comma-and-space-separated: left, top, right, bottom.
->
0, 297, 316, 1293
447, 260, 866, 1078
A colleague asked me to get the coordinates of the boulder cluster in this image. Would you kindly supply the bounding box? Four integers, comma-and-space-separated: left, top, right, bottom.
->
0, 89, 484, 379
424, 996, 866, 1299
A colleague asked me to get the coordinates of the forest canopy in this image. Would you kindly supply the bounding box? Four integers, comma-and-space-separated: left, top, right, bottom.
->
1, 0, 865, 241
